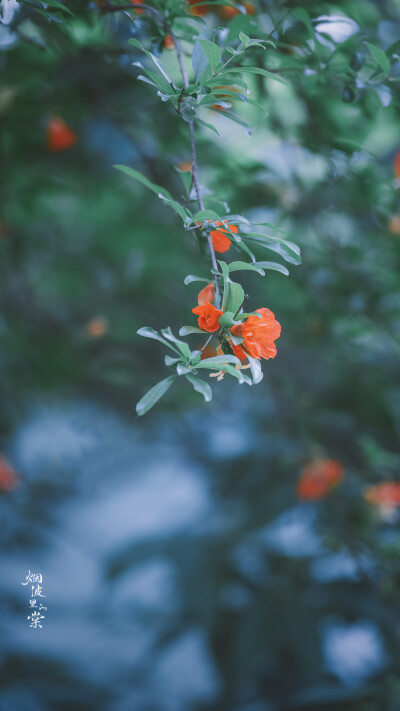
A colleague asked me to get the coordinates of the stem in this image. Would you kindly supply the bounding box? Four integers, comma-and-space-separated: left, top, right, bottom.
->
200, 333, 214, 352
188, 121, 221, 306
168, 25, 221, 306
102, 0, 222, 305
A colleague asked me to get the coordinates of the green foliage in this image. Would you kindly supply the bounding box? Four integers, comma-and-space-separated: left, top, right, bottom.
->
2, 2, 400, 704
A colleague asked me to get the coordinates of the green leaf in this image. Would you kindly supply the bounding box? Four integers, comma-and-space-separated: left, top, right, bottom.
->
136, 376, 176, 416
175, 167, 192, 194
184, 275, 209, 285
228, 261, 265, 275
224, 66, 289, 87
218, 311, 235, 329
365, 42, 391, 75
134, 65, 174, 94
185, 373, 212, 402
292, 8, 314, 34
192, 39, 211, 83
218, 260, 231, 311
254, 261, 289, 275
199, 39, 221, 73
196, 355, 240, 366
227, 282, 245, 315
137, 327, 177, 350
179, 325, 206, 335
247, 355, 263, 384
161, 327, 191, 359
209, 108, 252, 134
158, 194, 191, 224
177, 363, 192, 375
251, 222, 287, 235
193, 117, 221, 136
244, 232, 301, 264
129, 38, 174, 86
114, 165, 171, 200
39, 0, 74, 15
165, 355, 181, 367
191, 209, 221, 222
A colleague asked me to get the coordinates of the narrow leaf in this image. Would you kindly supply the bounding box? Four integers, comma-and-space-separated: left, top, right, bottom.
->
254, 261, 289, 275
114, 165, 171, 199
224, 66, 289, 86
365, 42, 391, 75
136, 376, 176, 416
179, 325, 205, 335
185, 373, 212, 402
184, 275, 209, 285
228, 261, 265, 275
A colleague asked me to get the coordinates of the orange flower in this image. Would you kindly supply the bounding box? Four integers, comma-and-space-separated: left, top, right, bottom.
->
0, 456, 19, 492
47, 117, 77, 153
210, 222, 238, 253
389, 215, 400, 234
243, 1, 255, 14
297, 459, 344, 500
365, 482, 400, 509
86, 317, 108, 338
219, 4, 240, 19
230, 339, 247, 360
164, 34, 175, 50
231, 308, 281, 360
192, 302, 223, 332
187, 0, 210, 15
130, 0, 144, 13
200, 343, 217, 360
395, 151, 400, 181
197, 282, 215, 305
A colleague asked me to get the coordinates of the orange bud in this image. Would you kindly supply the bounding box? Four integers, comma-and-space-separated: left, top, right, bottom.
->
86, 317, 108, 338
46, 117, 77, 153
0, 456, 19, 492
178, 161, 192, 172
164, 35, 175, 50
198, 282, 215, 305
395, 151, 400, 181
389, 215, 400, 235
130, 0, 144, 13
297, 459, 343, 500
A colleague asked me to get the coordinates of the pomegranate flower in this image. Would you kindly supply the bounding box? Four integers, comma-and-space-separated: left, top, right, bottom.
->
47, 117, 77, 153
297, 459, 344, 500
231, 308, 281, 360
192, 302, 223, 332
210, 222, 238, 253
365, 482, 400, 509
197, 282, 215, 305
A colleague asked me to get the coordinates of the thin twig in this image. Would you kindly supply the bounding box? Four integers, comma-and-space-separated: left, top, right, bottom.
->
200, 333, 214, 352
166, 24, 221, 306
188, 121, 221, 306
266, 8, 291, 41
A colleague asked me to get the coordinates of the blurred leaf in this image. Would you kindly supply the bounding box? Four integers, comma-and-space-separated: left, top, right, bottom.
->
136, 375, 176, 415
185, 373, 212, 401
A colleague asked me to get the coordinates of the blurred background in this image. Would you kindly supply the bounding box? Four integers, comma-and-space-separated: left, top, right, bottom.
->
1, 0, 400, 709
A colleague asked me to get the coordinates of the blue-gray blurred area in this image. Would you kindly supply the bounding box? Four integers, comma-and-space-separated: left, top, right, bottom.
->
2, 1, 400, 709
0, 392, 394, 711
